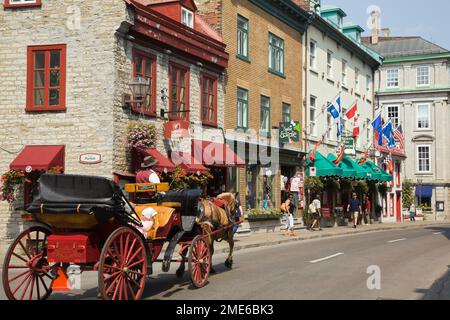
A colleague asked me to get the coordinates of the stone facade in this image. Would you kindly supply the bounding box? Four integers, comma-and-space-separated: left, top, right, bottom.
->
0, 0, 227, 245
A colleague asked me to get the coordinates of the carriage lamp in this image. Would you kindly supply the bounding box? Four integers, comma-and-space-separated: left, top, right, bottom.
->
122, 77, 150, 109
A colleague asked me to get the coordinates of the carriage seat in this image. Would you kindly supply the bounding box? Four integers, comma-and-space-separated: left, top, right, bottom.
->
133, 205, 175, 239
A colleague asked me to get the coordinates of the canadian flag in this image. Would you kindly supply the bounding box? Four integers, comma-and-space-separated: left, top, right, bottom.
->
345, 102, 358, 120
352, 117, 360, 138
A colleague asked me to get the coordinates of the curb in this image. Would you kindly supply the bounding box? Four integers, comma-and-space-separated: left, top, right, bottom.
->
215, 222, 448, 254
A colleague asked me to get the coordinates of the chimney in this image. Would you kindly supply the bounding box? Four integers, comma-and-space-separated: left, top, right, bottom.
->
370, 10, 380, 45
292, 0, 310, 12
381, 27, 390, 37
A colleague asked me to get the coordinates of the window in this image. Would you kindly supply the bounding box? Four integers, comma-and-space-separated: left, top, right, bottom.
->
355, 68, 360, 93
237, 87, 249, 130
327, 51, 333, 78
27, 44, 66, 112
341, 60, 347, 86
201, 74, 217, 126
309, 96, 317, 136
237, 15, 249, 59
417, 145, 431, 173
169, 63, 190, 120
269, 33, 284, 75
337, 15, 343, 29
387, 69, 399, 88
417, 65, 430, 86
132, 50, 156, 115
356, 32, 361, 44
366, 75, 372, 97
327, 112, 334, 139
417, 104, 430, 129
387, 105, 399, 128
310, 40, 317, 70
181, 8, 194, 28
282, 103, 291, 123
260, 96, 271, 135
4, 0, 41, 8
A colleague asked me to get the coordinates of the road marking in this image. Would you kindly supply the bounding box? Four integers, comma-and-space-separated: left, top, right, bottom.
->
309, 252, 344, 264
433, 232, 442, 235
387, 238, 406, 243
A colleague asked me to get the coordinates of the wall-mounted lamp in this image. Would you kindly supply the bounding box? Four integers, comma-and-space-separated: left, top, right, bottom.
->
122, 77, 150, 109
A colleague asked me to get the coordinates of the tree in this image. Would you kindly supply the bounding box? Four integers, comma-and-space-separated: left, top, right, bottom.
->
402, 179, 414, 209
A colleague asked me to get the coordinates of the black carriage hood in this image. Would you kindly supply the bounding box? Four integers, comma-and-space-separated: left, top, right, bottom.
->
160, 189, 203, 216
35, 174, 119, 205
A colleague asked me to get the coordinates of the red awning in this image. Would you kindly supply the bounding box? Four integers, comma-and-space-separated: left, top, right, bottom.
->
10, 145, 65, 171
143, 149, 176, 173
171, 152, 209, 174
192, 140, 245, 167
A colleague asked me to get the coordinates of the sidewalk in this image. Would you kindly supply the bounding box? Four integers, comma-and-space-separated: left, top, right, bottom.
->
213, 220, 449, 254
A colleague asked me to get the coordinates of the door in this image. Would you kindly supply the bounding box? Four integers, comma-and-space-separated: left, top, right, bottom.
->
396, 192, 402, 222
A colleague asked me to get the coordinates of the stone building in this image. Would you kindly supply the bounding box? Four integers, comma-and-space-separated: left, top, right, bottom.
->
0, 0, 231, 250
196, 0, 310, 211
364, 31, 450, 221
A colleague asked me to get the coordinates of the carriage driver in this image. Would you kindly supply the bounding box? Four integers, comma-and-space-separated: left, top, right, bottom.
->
136, 156, 161, 184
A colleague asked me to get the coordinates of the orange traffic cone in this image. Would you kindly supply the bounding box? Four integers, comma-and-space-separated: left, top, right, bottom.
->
51, 267, 71, 292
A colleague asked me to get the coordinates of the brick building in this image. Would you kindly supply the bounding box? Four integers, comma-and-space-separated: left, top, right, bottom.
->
0, 0, 232, 248
196, 0, 311, 210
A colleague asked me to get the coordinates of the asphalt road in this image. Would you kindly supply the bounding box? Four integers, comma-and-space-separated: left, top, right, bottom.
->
2, 224, 450, 300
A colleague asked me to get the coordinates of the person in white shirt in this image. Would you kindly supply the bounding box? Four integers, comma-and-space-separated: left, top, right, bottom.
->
310, 194, 322, 231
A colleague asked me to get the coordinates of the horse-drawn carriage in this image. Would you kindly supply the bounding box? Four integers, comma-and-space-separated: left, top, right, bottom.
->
2, 174, 239, 300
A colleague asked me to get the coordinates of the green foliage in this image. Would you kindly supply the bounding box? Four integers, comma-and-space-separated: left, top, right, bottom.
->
402, 179, 414, 209
304, 176, 324, 194
378, 183, 389, 196
126, 121, 157, 151
354, 180, 369, 194
324, 178, 340, 192
165, 166, 213, 191
340, 179, 353, 194
0, 170, 25, 204
247, 208, 283, 221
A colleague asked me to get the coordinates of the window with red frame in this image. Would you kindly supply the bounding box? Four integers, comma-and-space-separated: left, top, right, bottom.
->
201, 74, 217, 126
169, 63, 189, 120
27, 44, 66, 112
132, 50, 156, 115
4, 0, 41, 8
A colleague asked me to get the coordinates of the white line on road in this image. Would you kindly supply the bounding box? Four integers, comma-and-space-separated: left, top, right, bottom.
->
433, 232, 443, 235
387, 238, 406, 243
309, 252, 344, 264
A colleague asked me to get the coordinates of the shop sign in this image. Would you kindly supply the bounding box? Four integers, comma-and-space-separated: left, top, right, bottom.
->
163, 120, 190, 139
279, 121, 300, 144
79, 153, 102, 164
309, 167, 317, 177
343, 136, 355, 155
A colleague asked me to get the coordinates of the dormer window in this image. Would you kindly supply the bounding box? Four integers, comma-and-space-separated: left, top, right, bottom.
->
356, 32, 361, 43
181, 7, 194, 28
337, 15, 343, 29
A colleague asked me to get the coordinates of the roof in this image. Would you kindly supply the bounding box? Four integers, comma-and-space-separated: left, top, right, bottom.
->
362, 36, 450, 58
343, 22, 364, 32
320, 5, 347, 17
136, 0, 197, 10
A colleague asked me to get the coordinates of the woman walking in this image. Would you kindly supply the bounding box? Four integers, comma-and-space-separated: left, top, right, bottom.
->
409, 203, 416, 223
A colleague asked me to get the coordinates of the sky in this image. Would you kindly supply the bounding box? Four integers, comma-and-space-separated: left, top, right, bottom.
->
325, 0, 450, 50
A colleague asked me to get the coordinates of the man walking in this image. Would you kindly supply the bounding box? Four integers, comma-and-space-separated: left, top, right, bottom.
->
362, 194, 371, 225
310, 194, 322, 231
347, 193, 361, 229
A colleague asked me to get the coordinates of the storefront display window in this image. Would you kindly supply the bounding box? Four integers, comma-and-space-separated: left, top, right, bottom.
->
246, 165, 259, 209
262, 167, 275, 209
227, 167, 239, 193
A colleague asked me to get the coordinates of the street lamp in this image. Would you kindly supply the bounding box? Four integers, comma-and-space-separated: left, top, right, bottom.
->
122, 77, 150, 109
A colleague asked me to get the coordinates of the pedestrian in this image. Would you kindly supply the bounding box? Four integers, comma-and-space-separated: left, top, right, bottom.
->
409, 203, 416, 223
309, 194, 323, 231
347, 192, 362, 229
281, 194, 296, 236
362, 194, 371, 225
232, 192, 243, 234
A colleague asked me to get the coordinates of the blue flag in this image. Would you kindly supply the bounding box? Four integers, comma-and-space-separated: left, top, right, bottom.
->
327, 97, 340, 120
382, 121, 395, 148
371, 114, 383, 145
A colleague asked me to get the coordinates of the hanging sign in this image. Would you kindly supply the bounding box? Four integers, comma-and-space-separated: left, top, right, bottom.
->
343, 135, 355, 155
279, 121, 301, 144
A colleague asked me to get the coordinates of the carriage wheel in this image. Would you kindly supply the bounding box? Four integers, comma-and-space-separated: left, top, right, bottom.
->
188, 235, 211, 288
2, 226, 53, 300
98, 227, 147, 300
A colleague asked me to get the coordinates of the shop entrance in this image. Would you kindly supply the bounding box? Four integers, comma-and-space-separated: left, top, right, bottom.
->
207, 166, 227, 197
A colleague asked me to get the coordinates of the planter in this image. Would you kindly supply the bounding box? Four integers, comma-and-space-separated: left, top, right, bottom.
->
246, 218, 283, 233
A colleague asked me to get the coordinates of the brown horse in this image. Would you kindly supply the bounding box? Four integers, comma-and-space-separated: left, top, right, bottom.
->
176, 193, 238, 277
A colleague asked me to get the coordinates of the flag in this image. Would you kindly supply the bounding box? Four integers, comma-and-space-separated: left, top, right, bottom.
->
394, 125, 405, 150
327, 96, 340, 121
345, 102, 358, 120
333, 144, 345, 165
371, 114, 383, 145
384, 154, 393, 175
358, 149, 369, 165
382, 121, 396, 148
352, 117, 360, 138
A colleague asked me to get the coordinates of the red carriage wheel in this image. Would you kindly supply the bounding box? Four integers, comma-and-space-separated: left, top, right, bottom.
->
98, 227, 147, 300
188, 235, 211, 288
2, 226, 53, 300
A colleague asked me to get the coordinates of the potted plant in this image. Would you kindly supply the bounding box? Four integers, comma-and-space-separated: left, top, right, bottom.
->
126, 121, 157, 172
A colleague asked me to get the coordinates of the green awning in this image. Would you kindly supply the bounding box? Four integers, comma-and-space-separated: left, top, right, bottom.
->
326, 154, 357, 178
327, 154, 372, 180
361, 161, 393, 182
306, 151, 343, 177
